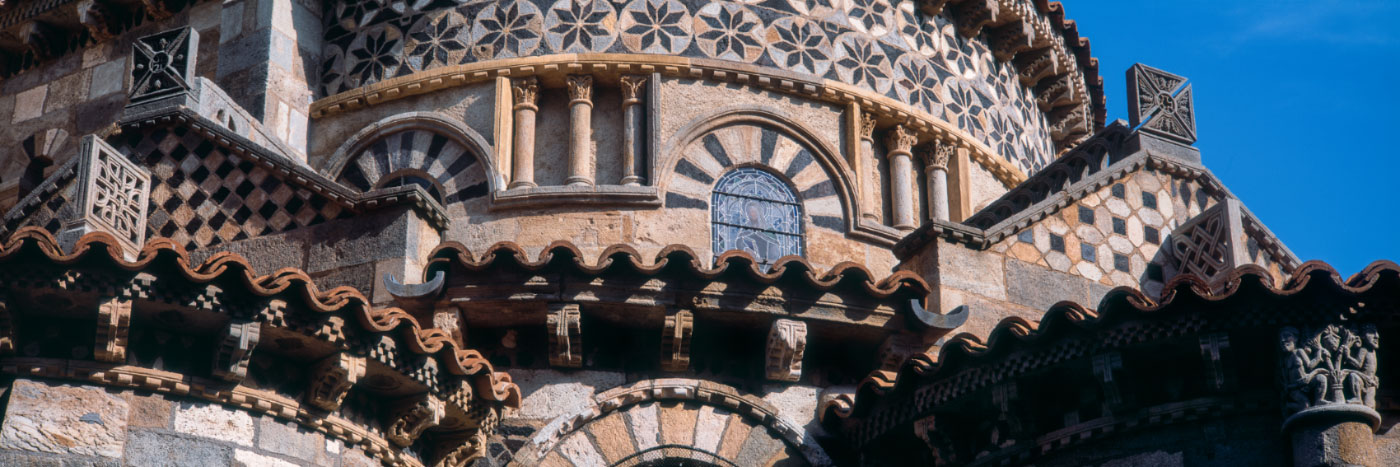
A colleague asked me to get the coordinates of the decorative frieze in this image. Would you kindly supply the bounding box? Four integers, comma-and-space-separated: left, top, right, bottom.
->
130, 27, 199, 105
548, 303, 583, 368
212, 320, 260, 382
94, 296, 132, 363
766, 319, 807, 382
388, 395, 446, 447
1128, 63, 1197, 144
661, 309, 693, 372
1280, 324, 1380, 414
307, 353, 368, 411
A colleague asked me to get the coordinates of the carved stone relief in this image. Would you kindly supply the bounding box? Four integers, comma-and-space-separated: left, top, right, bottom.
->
130, 27, 198, 104
1127, 63, 1196, 144
64, 135, 151, 258
212, 319, 260, 382
389, 395, 446, 447
307, 353, 368, 411
766, 319, 806, 382
1168, 201, 1246, 284
1280, 324, 1379, 414
661, 309, 693, 372
94, 296, 132, 363
547, 303, 582, 368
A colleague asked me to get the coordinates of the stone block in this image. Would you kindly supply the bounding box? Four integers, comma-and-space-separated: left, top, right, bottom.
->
0, 450, 120, 466
936, 241, 1007, 301
583, 413, 633, 464
659, 401, 699, 446
759, 385, 819, 430
172, 402, 255, 447
220, 1, 246, 44
512, 369, 623, 420
233, 449, 297, 467
74, 94, 125, 135
123, 392, 173, 429
556, 433, 605, 467
1005, 259, 1091, 311
625, 402, 661, 451
339, 446, 378, 467
12, 86, 46, 123
0, 379, 129, 459
88, 61, 125, 99
717, 413, 751, 460
256, 417, 322, 461
124, 431, 232, 466
734, 426, 784, 467
44, 71, 90, 114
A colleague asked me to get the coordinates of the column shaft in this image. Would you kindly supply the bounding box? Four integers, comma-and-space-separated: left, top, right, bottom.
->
923, 143, 953, 222
858, 112, 879, 222
886, 126, 918, 230
566, 75, 594, 187
620, 75, 647, 186
509, 77, 539, 189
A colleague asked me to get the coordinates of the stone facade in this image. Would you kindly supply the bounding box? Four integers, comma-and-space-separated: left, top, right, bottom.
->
0, 1, 1375, 466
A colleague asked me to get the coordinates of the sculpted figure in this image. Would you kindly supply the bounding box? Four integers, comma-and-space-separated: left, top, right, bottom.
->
1344, 324, 1380, 407
1280, 327, 1327, 411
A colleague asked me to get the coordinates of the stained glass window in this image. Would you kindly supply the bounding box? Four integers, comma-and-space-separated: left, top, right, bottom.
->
711, 168, 803, 268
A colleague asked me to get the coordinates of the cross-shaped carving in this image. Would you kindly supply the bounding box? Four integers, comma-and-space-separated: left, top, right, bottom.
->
130, 27, 198, 104
1127, 63, 1196, 144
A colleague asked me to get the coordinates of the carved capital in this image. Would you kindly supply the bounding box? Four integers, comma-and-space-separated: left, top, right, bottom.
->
307, 353, 367, 411
566, 75, 593, 103
921, 142, 954, 171
76, 0, 115, 42
620, 75, 648, 104
512, 77, 539, 110
547, 303, 582, 367
885, 125, 918, 157
765, 319, 806, 382
212, 320, 260, 382
388, 395, 446, 447
858, 112, 877, 141
95, 296, 132, 363
1280, 324, 1379, 416
661, 309, 693, 372
130, 27, 199, 104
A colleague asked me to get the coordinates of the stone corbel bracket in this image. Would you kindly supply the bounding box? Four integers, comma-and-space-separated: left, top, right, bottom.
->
660, 309, 693, 372
547, 303, 583, 368
388, 394, 447, 447
766, 319, 807, 382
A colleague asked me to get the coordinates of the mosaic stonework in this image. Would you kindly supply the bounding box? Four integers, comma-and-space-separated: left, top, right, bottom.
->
321, 0, 1059, 173
333, 129, 490, 206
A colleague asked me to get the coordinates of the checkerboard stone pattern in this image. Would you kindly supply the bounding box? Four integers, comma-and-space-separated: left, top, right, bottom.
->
120, 127, 349, 251
2, 181, 74, 236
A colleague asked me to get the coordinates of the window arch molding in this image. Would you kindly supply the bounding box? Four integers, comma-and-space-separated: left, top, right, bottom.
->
322, 111, 501, 195
657, 107, 858, 225
710, 165, 805, 266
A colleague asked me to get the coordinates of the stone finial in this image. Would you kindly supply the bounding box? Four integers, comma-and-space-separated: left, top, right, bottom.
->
94, 296, 132, 363
76, 0, 114, 42
620, 75, 647, 104
547, 303, 582, 367
566, 75, 593, 102
765, 319, 807, 382
661, 309, 693, 372
921, 141, 954, 171
61, 135, 151, 259
512, 77, 539, 110
130, 27, 199, 105
1127, 63, 1196, 144
307, 353, 367, 411
858, 112, 877, 141
1280, 324, 1380, 415
212, 320, 260, 382
388, 395, 446, 447
885, 125, 918, 157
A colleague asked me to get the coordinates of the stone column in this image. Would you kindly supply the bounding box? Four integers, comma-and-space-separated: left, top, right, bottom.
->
886, 125, 918, 230
565, 75, 594, 187
922, 141, 953, 222
508, 77, 539, 189
619, 75, 647, 186
858, 112, 879, 222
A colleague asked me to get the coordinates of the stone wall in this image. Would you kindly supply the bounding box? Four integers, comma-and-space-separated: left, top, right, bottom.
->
0, 378, 380, 467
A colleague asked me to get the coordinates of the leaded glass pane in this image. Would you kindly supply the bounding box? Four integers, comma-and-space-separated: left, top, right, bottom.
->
711, 168, 803, 268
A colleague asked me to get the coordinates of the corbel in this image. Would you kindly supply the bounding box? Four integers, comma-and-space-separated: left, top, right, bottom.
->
875, 333, 922, 372
76, 0, 116, 42
952, 0, 998, 38
94, 296, 132, 363
1048, 105, 1090, 142
1199, 332, 1230, 390
306, 353, 367, 411
660, 309, 693, 372
547, 303, 582, 368
18, 21, 57, 60
388, 394, 446, 447
211, 319, 260, 382
1013, 48, 1061, 87
988, 20, 1035, 61
765, 319, 807, 382
1091, 352, 1124, 414
1035, 73, 1079, 111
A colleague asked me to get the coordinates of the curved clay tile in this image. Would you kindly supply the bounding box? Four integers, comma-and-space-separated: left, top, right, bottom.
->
820, 260, 1400, 426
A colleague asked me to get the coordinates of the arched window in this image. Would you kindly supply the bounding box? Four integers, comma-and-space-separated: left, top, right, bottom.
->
711, 168, 803, 267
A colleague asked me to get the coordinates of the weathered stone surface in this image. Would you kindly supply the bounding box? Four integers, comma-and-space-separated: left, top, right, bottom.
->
659, 401, 699, 446
0, 379, 128, 459
124, 431, 231, 466
256, 417, 322, 462
512, 370, 622, 420
717, 413, 752, 460
625, 402, 661, 451
760, 384, 819, 430
172, 402, 255, 447
233, 449, 297, 467
123, 393, 173, 429
583, 413, 633, 464
936, 241, 1007, 301
693, 405, 729, 453
556, 433, 605, 467
12, 86, 46, 123
0, 449, 120, 466
338, 446, 378, 467
1006, 259, 1091, 311
735, 425, 784, 467
1098, 450, 1184, 467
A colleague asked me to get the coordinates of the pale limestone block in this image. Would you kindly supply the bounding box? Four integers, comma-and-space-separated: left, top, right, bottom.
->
1032, 224, 1050, 253
1136, 171, 1163, 192
967, 159, 1008, 212
694, 406, 729, 453
89, 60, 125, 98
173, 402, 256, 447
1109, 270, 1136, 286
1108, 236, 1133, 255
1130, 253, 1147, 277
1045, 251, 1071, 272
1044, 214, 1069, 235
767, 137, 803, 178
1158, 189, 1175, 219
1077, 224, 1103, 244
512, 370, 622, 420
12, 86, 46, 123
1097, 244, 1114, 272
1106, 197, 1131, 217
804, 196, 842, 217
938, 243, 1007, 301
234, 449, 298, 467
668, 171, 712, 198
627, 402, 661, 451
0, 379, 128, 458
683, 144, 725, 179
81, 42, 112, 69
1075, 261, 1103, 282
326, 439, 342, 454
189, 0, 222, 30
760, 384, 820, 429
1139, 208, 1164, 227
558, 433, 606, 467
1127, 216, 1144, 245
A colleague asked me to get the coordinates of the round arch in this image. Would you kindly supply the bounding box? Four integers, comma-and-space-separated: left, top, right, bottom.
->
511, 379, 833, 466
322, 111, 502, 197
658, 107, 860, 235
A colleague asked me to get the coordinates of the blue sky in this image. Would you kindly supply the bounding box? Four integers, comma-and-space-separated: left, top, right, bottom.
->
1064, 1, 1400, 277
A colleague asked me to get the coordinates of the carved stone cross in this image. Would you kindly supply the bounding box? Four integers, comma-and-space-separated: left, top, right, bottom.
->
130, 27, 198, 105
1127, 64, 1196, 144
